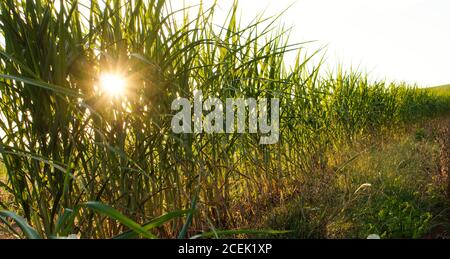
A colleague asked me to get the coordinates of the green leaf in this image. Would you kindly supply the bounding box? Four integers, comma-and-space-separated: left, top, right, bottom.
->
113, 209, 194, 239
84, 201, 156, 239
0, 211, 41, 239
0, 74, 82, 98
178, 193, 199, 239
54, 208, 74, 236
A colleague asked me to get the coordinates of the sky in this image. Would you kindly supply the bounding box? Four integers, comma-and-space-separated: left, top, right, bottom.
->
179, 0, 450, 87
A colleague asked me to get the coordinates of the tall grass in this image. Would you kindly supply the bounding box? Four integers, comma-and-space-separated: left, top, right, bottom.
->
0, 0, 449, 238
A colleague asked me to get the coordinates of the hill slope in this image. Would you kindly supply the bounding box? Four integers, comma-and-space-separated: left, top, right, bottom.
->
429, 84, 450, 96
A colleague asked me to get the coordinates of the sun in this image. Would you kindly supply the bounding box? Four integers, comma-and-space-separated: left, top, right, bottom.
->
100, 73, 126, 97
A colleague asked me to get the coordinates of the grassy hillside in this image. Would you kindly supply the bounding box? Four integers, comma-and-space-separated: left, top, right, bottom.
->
429, 84, 450, 97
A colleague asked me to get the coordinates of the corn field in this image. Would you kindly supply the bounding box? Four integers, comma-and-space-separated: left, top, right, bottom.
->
0, 0, 449, 238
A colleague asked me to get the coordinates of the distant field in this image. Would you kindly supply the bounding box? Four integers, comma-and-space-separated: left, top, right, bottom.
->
428, 84, 450, 96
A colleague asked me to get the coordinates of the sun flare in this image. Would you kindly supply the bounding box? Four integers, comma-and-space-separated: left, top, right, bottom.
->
100, 73, 126, 97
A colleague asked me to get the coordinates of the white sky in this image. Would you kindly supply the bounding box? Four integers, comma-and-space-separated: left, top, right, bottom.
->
179, 0, 450, 87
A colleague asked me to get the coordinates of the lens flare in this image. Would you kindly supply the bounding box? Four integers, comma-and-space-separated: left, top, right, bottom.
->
100, 73, 126, 97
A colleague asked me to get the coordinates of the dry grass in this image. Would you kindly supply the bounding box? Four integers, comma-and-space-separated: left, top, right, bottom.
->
265, 116, 450, 238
